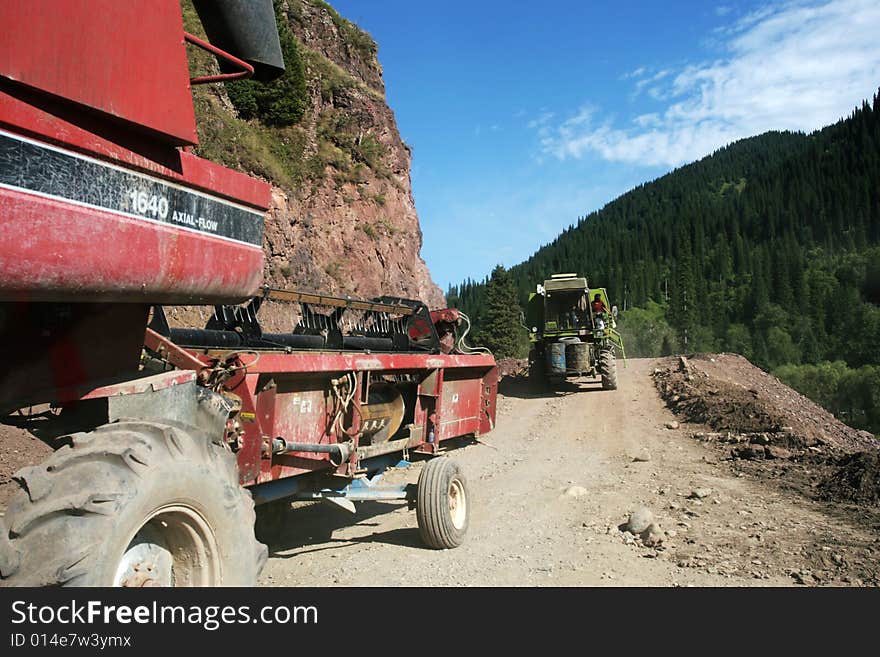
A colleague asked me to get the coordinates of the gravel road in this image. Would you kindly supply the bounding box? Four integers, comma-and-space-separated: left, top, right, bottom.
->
259, 358, 879, 586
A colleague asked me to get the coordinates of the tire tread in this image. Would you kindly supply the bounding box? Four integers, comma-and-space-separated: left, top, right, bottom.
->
1, 420, 262, 587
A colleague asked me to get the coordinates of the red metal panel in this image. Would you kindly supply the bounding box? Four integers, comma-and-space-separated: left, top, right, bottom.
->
219, 352, 497, 375
437, 378, 482, 441
480, 366, 499, 435
0, 189, 263, 304
79, 370, 196, 400
0, 91, 271, 210
0, 303, 148, 409
0, 192, 263, 303
265, 455, 330, 483
168, 349, 497, 487
272, 385, 331, 451
0, 0, 197, 145
439, 416, 481, 438
234, 374, 263, 484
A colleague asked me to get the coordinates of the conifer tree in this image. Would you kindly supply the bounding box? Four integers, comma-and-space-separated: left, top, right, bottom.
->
475, 265, 525, 358
671, 227, 697, 349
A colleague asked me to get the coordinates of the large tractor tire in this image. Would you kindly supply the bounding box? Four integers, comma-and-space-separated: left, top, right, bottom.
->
599, 347, 618, 390
528, 349, 546, 389
254, 498, 292, 547
416, 457, 469, 549
0, 420, 266, 587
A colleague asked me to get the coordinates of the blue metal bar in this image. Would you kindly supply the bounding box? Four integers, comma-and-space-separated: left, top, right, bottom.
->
248, 459, 413, 506
294, 468, 416, 502
248, 474, 307, 506
294, 487, 412, 502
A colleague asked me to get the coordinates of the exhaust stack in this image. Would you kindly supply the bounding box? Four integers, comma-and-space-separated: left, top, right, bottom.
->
193, 0, 286, 82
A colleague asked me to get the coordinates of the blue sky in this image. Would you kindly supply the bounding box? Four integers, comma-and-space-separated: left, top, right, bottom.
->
330, 0, 880, 291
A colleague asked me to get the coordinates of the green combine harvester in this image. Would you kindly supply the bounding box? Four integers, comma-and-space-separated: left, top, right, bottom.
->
525, 273, 625, 389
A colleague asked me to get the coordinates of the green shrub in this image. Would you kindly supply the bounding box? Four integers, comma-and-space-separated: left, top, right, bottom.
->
224, 1, 308, 127
355, 134, 386, 171
316, 109, 387, 177
378, 217, 397, 236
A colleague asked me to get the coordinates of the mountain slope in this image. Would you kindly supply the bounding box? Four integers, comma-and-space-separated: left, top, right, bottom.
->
183, 0, 444, 309
450, 93, 880, 371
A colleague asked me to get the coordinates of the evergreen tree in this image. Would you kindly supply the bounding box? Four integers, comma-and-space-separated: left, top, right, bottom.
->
670, 227, 697, 349
475, 265, 525, 358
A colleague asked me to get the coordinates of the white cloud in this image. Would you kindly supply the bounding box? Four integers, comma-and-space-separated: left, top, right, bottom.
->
633, 68, 673, 96
623, 66, 647, 79
541, 0, 880, 168
527, 111, 556, 129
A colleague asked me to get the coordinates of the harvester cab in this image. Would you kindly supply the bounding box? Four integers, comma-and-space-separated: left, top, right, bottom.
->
526, 273, 624, 389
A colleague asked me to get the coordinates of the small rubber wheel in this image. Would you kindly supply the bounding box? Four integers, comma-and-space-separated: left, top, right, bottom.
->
416, 457, 469, 549
529, 366, 548, 390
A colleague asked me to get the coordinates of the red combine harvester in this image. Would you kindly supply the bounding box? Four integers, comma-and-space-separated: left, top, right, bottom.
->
0, 0, 497, 586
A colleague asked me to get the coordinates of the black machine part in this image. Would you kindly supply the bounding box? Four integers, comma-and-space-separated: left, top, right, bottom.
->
148, 290, 442, 354
193, 0, 286, 82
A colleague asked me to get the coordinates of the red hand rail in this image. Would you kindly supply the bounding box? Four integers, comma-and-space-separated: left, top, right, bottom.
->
184, 32, 254, 85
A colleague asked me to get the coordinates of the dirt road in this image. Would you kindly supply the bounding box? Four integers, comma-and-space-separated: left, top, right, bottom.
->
259, 358, 879, 587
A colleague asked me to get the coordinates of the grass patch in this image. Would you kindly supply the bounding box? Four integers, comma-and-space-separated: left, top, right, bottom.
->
378, 217, 398, 236
316, 108, 389, 180
716, 177, 748, 197
325, 259, 345, 281
300, 46, 383, 102
193, 89, 309, 188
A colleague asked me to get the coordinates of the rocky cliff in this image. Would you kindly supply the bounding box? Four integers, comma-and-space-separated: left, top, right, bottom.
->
184, 0, 444, 314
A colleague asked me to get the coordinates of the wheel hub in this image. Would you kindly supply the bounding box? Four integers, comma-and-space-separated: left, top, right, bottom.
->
113, 505, 220, 587
448, 479, 467, 530
114, 540, 172, 587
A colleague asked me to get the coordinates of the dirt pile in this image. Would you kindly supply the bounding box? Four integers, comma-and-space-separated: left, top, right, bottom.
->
496, 358, 528, 379
0, 418, 53, 509
653, 353, 877, 454
653, 353, 880, 509
818, 451, 880, 505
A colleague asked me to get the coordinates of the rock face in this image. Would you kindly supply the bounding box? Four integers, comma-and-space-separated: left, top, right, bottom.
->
188, 1, 444, 315
265, 2, 443, 309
